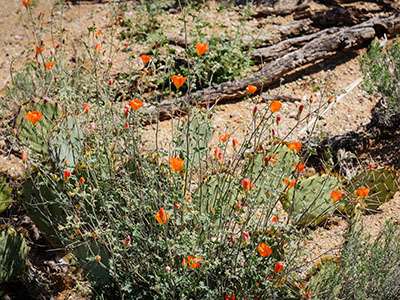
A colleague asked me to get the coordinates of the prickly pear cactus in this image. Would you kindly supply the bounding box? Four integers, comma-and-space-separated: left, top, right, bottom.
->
281, 174, 342, 226
252, 144, 297, 176
0, 177, 12, 214
14, 98, 62, 155
347, 167, 400, 211
22, 178, 65, 248
50, 116, 84, 171
251, 144, 299, 200
174, 108, 214, 165
72, 240, 113, 287
0, 227, 27, 283
199, 174, 236, 215
22, 178, 113, 287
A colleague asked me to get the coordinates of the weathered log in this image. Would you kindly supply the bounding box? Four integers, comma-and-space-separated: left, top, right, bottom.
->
145, 15, 400, 123
317, 0, 398, 12
294, 6, 380, 26
252, 27, 338, 62
252, 0, 311, 17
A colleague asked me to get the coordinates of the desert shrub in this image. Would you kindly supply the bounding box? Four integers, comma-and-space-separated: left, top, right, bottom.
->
360, 39, 400, 115
6, 1, 344, 299
118, 1, 255, 94
309, 220, 400, 300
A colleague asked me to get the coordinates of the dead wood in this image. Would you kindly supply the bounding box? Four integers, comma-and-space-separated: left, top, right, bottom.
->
317, 0, 399, 12
253, 0, 311, 17
306, 100, 400, 173
144, 15, 400, 123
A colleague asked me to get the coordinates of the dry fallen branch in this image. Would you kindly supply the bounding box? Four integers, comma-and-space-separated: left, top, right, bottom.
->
145, 15, 400, 123
252, 0, 311, 17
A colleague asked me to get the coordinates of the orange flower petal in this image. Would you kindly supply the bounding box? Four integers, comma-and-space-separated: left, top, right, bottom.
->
188, 255, 202, 268
284, 178, 296, 189
269, 100, 282, 113
25, 111, 43, 124
330, 190, 343, 202
219, 134, 230, 142
258, 243, 272, 257
357, 187, 370, 198
22, 0, 32, 7
171, 75, 187, 88
242, 178, 250, 191
196, 42, 208, 56
293, 162, 305, 172
288, 142, 302, 153
155, 207, 168, 224
45, 62, 54, 70
170, 157, 184, 172
129, 99, 143, 110
141, 55, 150, 63
247, 84, 257, 94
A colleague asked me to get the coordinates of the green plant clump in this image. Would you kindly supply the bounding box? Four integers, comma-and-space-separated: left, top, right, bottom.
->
360, 39, 400, 115
0, 227, 27, 284
309, 220, 400, 300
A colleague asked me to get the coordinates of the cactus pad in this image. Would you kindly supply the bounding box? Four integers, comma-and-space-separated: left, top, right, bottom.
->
347, 167, 400, 211
0, 227, 27, 283
0, 177, 12, 214
281, 174, 342, 226
14, 98, 62, 155
50, 116, 84, 171
22, 178, 65, 248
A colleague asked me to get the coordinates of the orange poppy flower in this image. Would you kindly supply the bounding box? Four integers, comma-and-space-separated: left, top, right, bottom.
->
182, 258, 187, 267
242, 178, 251, 191
232, 138, 238, 148
64, 170, 71, 180
288, 142, 302, 153
170, 157, 184, 172
45, 62, 54, 70
293, 162, 305, 172
22, 152, 28, 161
274, 261, 284, 273
214, 147, 220, 159
284, 178, 296, 189
258, 243, 272, 257
79, 177, 85, 184
141, 55, 150, 63
330, 190, 343, 202
270, 100, 282, 112
83, 103, 89, 113
171, 75, 186, 88
225, 295, 236, 300
35, 46, 44, 54
357, 187, 370, 198
95, 30, 102, 36
219, 134, 230, 142
95, 43, 101, 52
187, 255, 202, 268
247, 84, 257, 94
271, 216, 278, 223
22, 0, 32, 7
25, 111, 43, 124
196, 42, 208, 56
129, 99, 143, 110
155, 207, 169, 224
